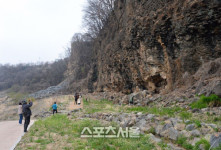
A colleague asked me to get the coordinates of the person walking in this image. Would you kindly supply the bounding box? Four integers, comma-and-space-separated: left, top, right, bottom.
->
52, 102, 58, 115
18, 102, 23, 125
77, 95, 82, 105
22, 100, 33, 132
75, 93, 79, 105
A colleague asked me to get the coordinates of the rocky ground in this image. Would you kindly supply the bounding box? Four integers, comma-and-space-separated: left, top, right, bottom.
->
79, 112, 218, 149
12, 93, 221, 149
1, 87, 221, 149
71, 96, 221, 150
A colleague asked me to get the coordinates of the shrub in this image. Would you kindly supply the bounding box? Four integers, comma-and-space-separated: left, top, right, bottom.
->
177, 136, 193, 150
148, 127, 156, 135
190, 94, 221, 109
201, 94, 221, 106
214, 116, 221, 122
190, 99, 208, 109
180, 112, 192, 120
194, 120, 201, 128
193, 139, 210, 150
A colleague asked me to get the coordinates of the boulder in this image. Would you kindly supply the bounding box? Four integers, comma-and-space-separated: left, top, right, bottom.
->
132, 92, 144, 104
121, 95, 129, 104
210, 133, 221, 148
118, 114, 127, 121
200, 127, 214, 135
162, 122, 173, 132
168, 128, 180, 141
136, 119, 147, 129
148, 133, 162, 143
207, 124, 218, 129
186, 124, 195, 131
204, 134, 212, 141
191, 129, 201, 137
190, 137, 201, 146
120, 117, 130, 128
140, 126, 152, 133
130, 91, 149, 105
161, 127, 180, 141
137, 112, 143, 116
156, 125, 163, 135
211, 81, 221, 97
167, 143, 183, 150
174, 123, 185, 131
192, 108, 201, 113
128, 116, 137, 127
145, 114, 155, 120
199, 144, 205, 150
170, 118, 182, 126
180, 130, 191, 138
184, 120, 191, 124
141, 90, 149, 97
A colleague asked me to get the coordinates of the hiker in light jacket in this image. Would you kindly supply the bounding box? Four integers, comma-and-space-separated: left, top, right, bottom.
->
18, 102, 23, 124
22, 100, 33, 132
77, 95, 82, 105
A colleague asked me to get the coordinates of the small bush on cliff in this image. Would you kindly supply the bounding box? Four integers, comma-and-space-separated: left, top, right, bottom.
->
190, 94, 221, 109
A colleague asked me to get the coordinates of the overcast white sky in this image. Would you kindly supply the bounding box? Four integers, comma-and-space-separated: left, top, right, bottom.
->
0, 0, 87, 64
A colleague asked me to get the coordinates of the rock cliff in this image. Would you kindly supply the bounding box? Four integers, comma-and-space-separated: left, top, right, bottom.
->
67, 0, 221, 96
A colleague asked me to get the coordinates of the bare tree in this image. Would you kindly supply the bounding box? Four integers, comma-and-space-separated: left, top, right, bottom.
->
63, 45, 71, 59
71, 33, 91, 43
83, 0, 115, 38
71, 33, 92, 56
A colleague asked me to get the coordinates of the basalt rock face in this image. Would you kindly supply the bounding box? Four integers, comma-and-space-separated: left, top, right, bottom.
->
90, 0, 221, 94
68, 0, 221, 95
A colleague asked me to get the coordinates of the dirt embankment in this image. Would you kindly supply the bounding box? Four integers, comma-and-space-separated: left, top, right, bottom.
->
0, 92, 77, 121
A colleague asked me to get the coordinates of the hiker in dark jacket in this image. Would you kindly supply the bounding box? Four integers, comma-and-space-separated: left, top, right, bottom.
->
74, 93, 79, 105
22, 100, 33, 132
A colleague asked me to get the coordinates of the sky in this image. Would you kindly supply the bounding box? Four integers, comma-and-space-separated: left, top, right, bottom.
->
0, 0, 87, 65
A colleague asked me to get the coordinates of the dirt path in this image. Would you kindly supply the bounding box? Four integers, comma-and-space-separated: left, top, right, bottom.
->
68, 99, 83, 111
0, 120, 35, 150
